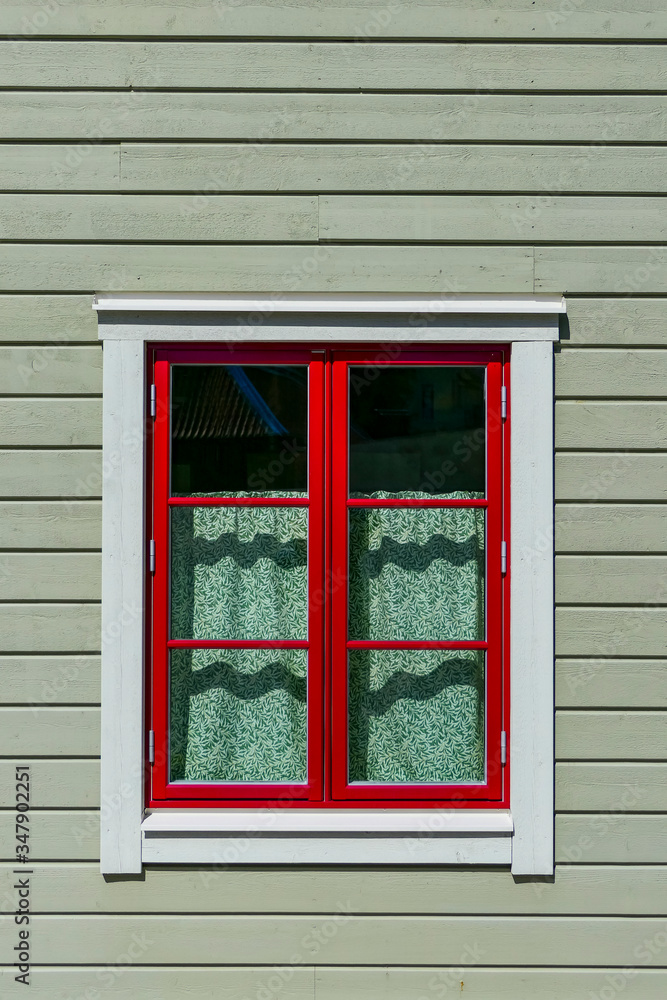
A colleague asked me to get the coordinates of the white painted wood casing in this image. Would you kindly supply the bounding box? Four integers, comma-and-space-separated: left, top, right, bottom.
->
96, 293, 560, 874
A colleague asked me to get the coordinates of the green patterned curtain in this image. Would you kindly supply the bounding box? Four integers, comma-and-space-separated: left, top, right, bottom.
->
348, 492, 485, 783
169, 491, 485, 786
170, 496, 307, 783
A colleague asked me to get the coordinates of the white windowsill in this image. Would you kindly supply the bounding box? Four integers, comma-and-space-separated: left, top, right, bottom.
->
141, 810, 514, 865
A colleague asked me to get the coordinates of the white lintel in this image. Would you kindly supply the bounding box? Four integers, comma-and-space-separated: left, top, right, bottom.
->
93, 292, 566, 315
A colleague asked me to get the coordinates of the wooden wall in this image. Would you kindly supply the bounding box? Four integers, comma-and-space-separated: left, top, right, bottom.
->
0, 2, 666, 995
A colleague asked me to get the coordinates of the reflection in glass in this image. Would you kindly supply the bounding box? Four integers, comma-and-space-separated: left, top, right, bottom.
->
171, 503, 308, 641
349, 503, 485, 641
170, 647, 307, 783
171, 365, 308, 495
348, 649, 484, 783
349, 366, 485, 495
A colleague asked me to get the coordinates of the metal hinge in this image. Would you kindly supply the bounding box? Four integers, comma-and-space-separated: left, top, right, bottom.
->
149, 383, 157, 420
500, 731, 507, 766
500, 385, 507, 420
149, 539, 156, 575
148, 730, 155, 765
501, 540, 507, 576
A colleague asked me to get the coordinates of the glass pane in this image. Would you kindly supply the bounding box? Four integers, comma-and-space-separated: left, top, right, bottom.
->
170, 647, 307, 783
171, 504, 308, 640
349, 506, 485, 641
349, 366, 485, 495
171, 365, 307, 495
348, 649, 484, 783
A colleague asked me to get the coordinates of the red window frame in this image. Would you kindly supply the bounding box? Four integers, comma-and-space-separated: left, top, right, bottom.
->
147, 343, 509, 810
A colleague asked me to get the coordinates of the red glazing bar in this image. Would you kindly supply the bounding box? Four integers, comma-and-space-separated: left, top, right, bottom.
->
169, 496, 309, 506
346, 640, 488, 650
346, 498, 488, 508
168, 639, 309, 649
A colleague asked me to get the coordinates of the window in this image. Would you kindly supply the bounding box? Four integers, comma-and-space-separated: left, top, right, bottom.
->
95, 293, 560, 874
149, 346, 508, 808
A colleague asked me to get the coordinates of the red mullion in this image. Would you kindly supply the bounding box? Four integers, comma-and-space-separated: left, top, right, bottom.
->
330, 356, 350, 798
485, 358, 504, 800
323, 351, 333, 802
306, 353, 326, 801
150, 358, 171, 801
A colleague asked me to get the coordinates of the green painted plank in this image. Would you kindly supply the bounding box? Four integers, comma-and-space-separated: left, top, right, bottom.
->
121, 143, 667, 195
1, 93, 664, 141
536, 247, 667, 294
0, 604, 100, 653
0, 399, 101, 446
0, 451, 102, 498
7, 193, 667, 244
0, 655, 100, 704
556, 763, 667, 811
1, 1, 665, 39
0, 552, 100, 600
557, 710, 667, 760
321, 196, 667, 242
2, 863, 667, 915
316, 969, 667, 1000
5, 913, 667, 965
556, 505, 667, 554
0, 810, 98, 861
557, 659, 667, 708
556, 556, 667, 605
0, 708, 99, 755
557, 814, 667, 863
0, 346, 101, 394
0, 294, 97, 343
4, 863, 667, 915
4, 42, 667, 90
0, 144, 119, 192
556, 607, 666, 657
0, 244, 534, 293
564, 298, 667, 346
556, 403, 667, 449
556, 350, 667, 398
0, 969, 312, 1000
0, 760, 99, 807
0, 194, 317, 242
0, 501, 101, 548
555, 454, 667, 501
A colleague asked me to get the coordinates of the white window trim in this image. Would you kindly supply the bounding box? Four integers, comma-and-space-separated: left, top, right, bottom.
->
95, 292, 562, 875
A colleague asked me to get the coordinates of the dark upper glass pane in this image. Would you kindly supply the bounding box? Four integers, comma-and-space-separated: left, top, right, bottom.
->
349, 366, 485, 495
171, 365, 308, 495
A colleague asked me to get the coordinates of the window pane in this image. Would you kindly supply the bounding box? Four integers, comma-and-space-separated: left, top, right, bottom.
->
349, 366, 485, 495
349, 505, 485, 641
171, 365, 308, 495
170, 647, 307, 783
171, 504, 308, 641
348, 649, 484, 783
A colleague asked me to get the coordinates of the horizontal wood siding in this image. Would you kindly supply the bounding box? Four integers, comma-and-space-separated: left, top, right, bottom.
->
1, 2, 666, 39
1, 9, 665, 994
